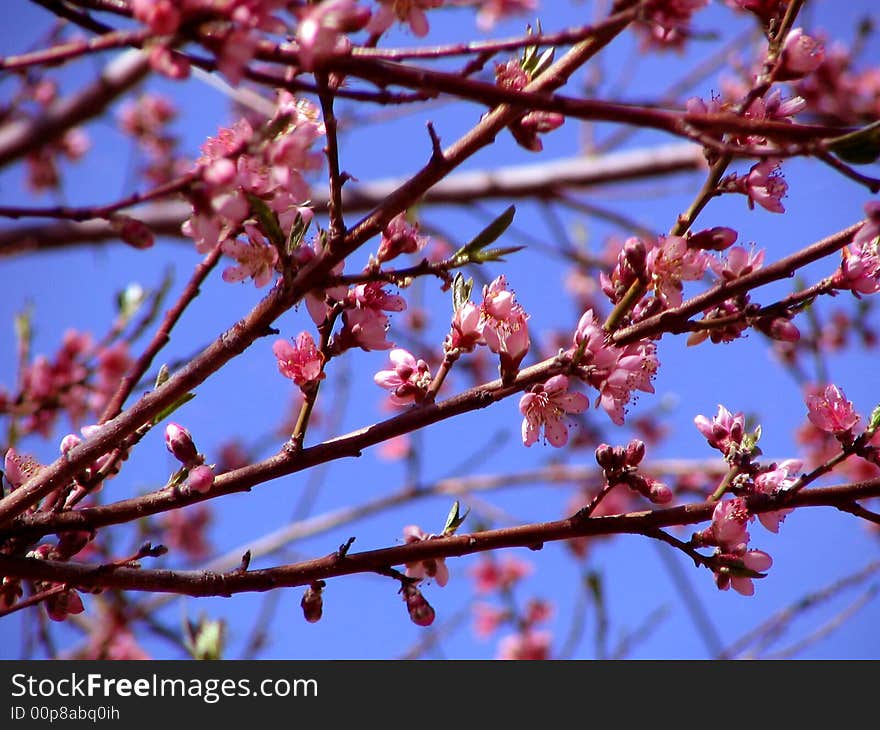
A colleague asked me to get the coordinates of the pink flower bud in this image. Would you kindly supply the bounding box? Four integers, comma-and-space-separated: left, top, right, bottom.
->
649, 481, 672, 504
624, 439, 646, 466
165, 423, 200, 467
688, 226, 738, 251
779, 28, 824, 80
185, 464, 215, 494
595, 443, 618, 471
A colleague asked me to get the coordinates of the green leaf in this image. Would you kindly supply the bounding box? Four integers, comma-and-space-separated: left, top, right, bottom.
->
246, 193, 286, 249
115, 283, 146, 323
452, 273, 474, 312
154, 364, 170, 390
151, 392, 196, 426
868, 404, 880, 433
451, 205, 516, 263
13, 305, 33, 351
286, 207, 313, 254
442, 500, 470, 536
471, 245, 525, 263
183, 617, 226, 661
827, 121, 880, 165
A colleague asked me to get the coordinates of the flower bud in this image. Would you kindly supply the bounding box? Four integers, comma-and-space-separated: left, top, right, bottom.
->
624, 439, 646, 466
403, 584, 435, 627
165, 423, 200, 467
595, 443, 617, 471
688, 226, 738, 251
184, 464, 215, 494
301, 581, 325, 624
649, 481, 673, 504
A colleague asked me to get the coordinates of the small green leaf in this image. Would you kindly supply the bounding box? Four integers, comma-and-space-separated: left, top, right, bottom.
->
451, 205, 516, 263
13, 305, 33, 350
868, 404, 880, 433
452, 272, 474, 312
116, 283, 146, 322
442, 500, 470, 536
154, 364, 170, 389
183, 616, 226, 661
472, 245, 525, 263
151, 392, 196, 426
286, 207, 313, 254
246, 193, 286, 250
827, 121, 880, 165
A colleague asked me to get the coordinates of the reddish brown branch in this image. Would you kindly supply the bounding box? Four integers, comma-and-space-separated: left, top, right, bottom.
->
1, 479, 878, 598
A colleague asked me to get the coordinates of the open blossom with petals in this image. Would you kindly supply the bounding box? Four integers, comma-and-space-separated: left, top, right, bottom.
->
402, 525, 448, 586
837, 202, 880, 295
709, 246, 765, 281
349, 281, 407, 313
273, 332, 324, 388
648, 234, 710, 308
753, 459, 801, 533
741, 159, 787, 213
221, 224, 279, 287
480, 275, 530, 378
367, 0, 443, 37
780, 28, 825, 80
339, 307, 394, 351
694, 404, 745, 454
374, 349, 432, 405
4, 448, 41, 490
296, 0, 370, 70
376, 212, 428, 263
519, 375, 588, 448
132, 0, 181, 35
714, 549, 772, 596
805, 384, 860, 434
694, 497, 751, 552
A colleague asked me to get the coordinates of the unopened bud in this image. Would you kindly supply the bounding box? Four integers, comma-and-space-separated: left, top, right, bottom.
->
184, 464, 214, 494
623, 238, 647, 272
165, 423, 200, 467
688, 226, 738, 251
301, 581, 325, 623
110, 215, 155, 250
760, 317, 801, 343
403, 584, 435, 627
625, 439, 646, 466
649, 481, 673, 504
595, 443, 617, 471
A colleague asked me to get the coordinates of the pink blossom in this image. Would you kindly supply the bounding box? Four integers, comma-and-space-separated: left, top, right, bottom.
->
714, 549, 772, 596
148, 45, 190, 79
349, 282, 406, 313
473, 603, 508, 638
497, 630, 552, 660
753, 459, 801, 533
46, 589, 85, 622
470, 555, 532, 594
273, 333, 324, 388
635, 0, 709, 50
367, 0, 443, 37
131, 0, 181, 35
702, 497, 751, 552
162, 504, 212, 559
339, 307, 394, 351
742, 159, 788, 213
647, 235, 709, 308
446, 301, 483, 353
519, 375, 588, 448
480, 275, 530, 378
780, 28, 825, 80
374, 349, 432, 405
805, 384, 860, 434
494, 59, 529, 91
709, 246, 765, 281
402, 525, 449, 586
4, 448, 40, 490
296, 0, 370, 70
221, 224, 279, 287
694, 404, 745, 454
838, 203, 880, 295
472, 0, 536, 31
376, 212, 428, 263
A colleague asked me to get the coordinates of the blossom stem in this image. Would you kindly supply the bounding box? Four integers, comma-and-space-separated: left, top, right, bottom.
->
424, 351, 458, 404
708, 464, 742, 503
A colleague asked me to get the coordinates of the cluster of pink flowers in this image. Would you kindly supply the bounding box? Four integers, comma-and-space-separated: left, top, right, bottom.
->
182, 93, 323, 285
13, 330, 131, 436
570, 309, 659, 426
117, 93, 181, 185
694, 404, 746, 456
479, 275, 531, 380
132, 0, 289, 83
